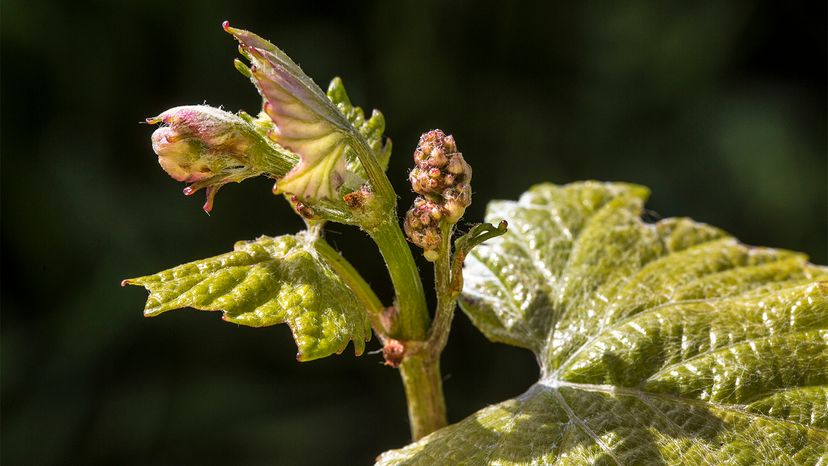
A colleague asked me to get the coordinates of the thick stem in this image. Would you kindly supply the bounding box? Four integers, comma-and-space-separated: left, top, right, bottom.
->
350, 133, 447, 439
369, 219, 430, 340
399, 355, 447, 440
367, 205, 447, 440
395, 224, 454, 440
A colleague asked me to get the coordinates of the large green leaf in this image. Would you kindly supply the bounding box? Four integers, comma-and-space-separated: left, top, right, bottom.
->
378, 181, 828, 464
124, 234, 371, 361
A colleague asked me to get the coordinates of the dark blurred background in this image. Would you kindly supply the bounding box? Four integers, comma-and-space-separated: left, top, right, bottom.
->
2, 1, 825, 464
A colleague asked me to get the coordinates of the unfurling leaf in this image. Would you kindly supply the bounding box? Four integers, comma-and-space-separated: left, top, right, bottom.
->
123, 234, 371, 361
378, 182, 828, 464
226, 23, 388, 202
147, 105, 297, 212
326, 77, 392, 173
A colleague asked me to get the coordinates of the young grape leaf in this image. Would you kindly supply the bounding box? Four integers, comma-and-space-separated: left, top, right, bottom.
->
326, 77, 392, 174
226, 25, 388, 201
123, 234, 371, 361
378, 181, 828, 464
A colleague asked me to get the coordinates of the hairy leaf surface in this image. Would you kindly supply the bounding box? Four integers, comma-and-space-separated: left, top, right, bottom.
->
378, 181, 828, 465
124, 234, 371, 361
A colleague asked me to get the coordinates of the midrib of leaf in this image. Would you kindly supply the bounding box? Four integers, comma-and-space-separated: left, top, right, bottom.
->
463, 183, 824, 379
542, 193, 637, 373
468, 249, 530, 324
144, 250, 308, 313
549, 385, 622, 464
533, 188, 828, 457
550, 279, 821, 383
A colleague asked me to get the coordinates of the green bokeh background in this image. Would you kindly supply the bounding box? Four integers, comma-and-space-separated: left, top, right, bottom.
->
2, 1, 825, 464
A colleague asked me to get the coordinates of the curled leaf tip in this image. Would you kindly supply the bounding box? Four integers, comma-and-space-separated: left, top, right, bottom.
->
227, 26, 374, 202
203, 185, 220, 213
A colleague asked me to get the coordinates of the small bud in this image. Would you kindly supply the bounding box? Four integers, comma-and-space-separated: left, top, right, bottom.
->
382, 338, 406, 368
443, 134, 457, 152
147, 105, 295, 213
148, 106, 251, 183
423, 249, 440, 262
443, 200, 466, 223
342, 185, 384, 228
404, 202, 443, 261
288, 195, 318, 220
429, 148, 448, 167
429, 206, 442, 221
444, 184, 472, 206
447, 153, 471, 178
343, 187, 371, 210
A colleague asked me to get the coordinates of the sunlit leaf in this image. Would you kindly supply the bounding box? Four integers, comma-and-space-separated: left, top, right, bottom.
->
226, 24, 388, 201
326, 77, 392, 173
124, 234, 371, 361
378, 181, 828, 464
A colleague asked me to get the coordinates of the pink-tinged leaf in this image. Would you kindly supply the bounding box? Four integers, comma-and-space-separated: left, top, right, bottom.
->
225, 23, 363, 201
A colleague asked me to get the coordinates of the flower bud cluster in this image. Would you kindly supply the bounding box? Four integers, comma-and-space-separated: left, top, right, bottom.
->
404, 130, 472, 261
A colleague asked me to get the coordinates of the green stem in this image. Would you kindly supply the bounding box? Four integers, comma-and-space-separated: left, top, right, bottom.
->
350, 132, 397, 208
426, 223, 457, 359
370, 219, 449, 440
312, 236, 384, 317
399, 355, 447, 440
368, 219, 429, 340
395, 224, 456, 440
350, 132, 447, 440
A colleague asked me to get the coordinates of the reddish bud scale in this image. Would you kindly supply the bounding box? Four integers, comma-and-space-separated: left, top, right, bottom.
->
289, 195, 318, 220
